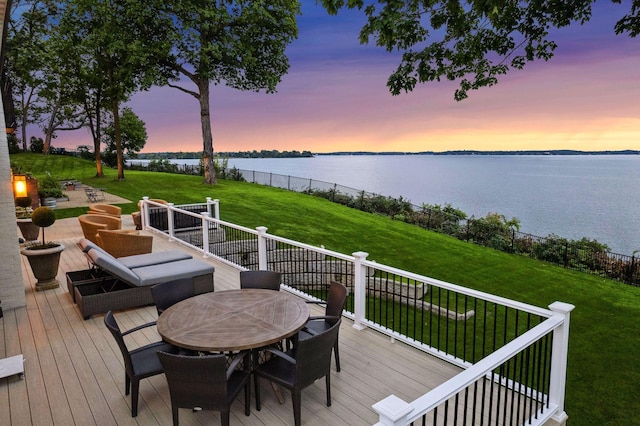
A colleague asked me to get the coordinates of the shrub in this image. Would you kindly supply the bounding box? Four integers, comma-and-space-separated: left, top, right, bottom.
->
15, 196, 33, 219
30, 206, 57, 246
37, 173, 64, 199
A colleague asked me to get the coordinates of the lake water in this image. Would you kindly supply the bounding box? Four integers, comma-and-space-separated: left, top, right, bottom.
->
129, 155, 640, 255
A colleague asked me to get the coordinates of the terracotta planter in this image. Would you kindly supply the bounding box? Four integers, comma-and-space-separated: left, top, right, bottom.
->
17, 218, 40, 241
20, 244, 65, 291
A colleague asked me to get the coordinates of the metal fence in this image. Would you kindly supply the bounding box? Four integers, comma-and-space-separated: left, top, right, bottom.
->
129, 160, 638, 286
234, 168, 640, 287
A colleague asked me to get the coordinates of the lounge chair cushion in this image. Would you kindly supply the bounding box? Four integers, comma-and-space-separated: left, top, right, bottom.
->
119, 250, 192, 269
130, 259, 215, 287
79, 238, 192, 268
79, 238, 100, 253
88, 248, 140, 285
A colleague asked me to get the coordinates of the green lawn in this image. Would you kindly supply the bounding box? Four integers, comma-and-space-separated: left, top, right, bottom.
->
11, 153, 640, 425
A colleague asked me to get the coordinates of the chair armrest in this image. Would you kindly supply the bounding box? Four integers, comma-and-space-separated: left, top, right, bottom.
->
305, 300, 326, 306
121, 321, 157, 336
226, 350, 250, 379
308, 315, 340, 322
262, 346, 297, 365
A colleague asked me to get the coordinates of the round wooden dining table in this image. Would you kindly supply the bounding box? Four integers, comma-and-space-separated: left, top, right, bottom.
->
157, 289, 310, 352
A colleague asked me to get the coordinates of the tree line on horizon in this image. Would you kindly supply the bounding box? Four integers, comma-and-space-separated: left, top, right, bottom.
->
135, 150, 314, 160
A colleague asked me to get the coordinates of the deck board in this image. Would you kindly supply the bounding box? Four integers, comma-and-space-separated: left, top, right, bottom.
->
0, 217, 461, 425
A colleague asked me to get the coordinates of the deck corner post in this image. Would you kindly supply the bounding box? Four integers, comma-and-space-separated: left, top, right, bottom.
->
548, 301, 575, 423
166, 203, 175, 240
140, 196, 149, 229
372, 394, 412, 426
256, 226, 269, 270
201, 212, 210, 256
352, 251, 369, 330
206, 197, 220, 222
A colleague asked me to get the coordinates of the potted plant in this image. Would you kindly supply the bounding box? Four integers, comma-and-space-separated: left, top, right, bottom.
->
15, 196, 40, 241
20, 207, 65, 291
37, 173, 64, 208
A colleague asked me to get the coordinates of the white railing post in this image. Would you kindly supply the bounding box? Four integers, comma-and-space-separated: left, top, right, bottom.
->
372, 395, 412, 426
256, 226, 268, 270
206, 197, 220, 224
167, 203, 175, 240
548, 301, 575, 425
352, 251, 369, 330
141, 196, 149, 229
201, 212, 210, 257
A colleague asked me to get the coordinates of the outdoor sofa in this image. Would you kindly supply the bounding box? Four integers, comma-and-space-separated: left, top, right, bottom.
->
67, 238, 214, 319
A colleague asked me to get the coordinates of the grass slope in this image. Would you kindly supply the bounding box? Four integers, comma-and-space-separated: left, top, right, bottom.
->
11, 153, 640, 425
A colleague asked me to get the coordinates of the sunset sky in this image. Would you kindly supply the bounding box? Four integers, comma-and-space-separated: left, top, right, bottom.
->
53, 2, 640, 154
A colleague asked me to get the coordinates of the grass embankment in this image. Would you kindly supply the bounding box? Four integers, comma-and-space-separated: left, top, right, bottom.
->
11, 153, 640, 425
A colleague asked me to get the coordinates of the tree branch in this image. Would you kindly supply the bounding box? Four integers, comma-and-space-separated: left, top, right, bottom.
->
166, 82, 199, 98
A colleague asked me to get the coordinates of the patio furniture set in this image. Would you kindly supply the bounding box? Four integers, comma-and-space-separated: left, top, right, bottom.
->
64, 202, 349, 424
105, 272, 348, 426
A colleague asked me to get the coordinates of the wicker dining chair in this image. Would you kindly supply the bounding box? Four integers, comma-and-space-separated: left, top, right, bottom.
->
292, 281, 348, 372
254, 318, 342, 426
239, 270, 282, 291
150, 278, 196, 316
104, 311, 179, 417
158, 351, 251, 426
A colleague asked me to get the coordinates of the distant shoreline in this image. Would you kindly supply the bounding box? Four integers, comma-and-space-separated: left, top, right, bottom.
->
315, 150, 640, 156
136, 149, 640, 159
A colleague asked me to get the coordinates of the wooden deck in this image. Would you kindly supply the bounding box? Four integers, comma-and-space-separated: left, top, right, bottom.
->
1, 217, 461, 425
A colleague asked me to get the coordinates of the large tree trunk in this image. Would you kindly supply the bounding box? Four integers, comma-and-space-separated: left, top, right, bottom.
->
85, 93, 104, 177
112, 97, 124, 180
20, 91, 28, 152
20, 120, 27, 152
43, 97, 61, 155
197, 78, 216, 184
93, 147, 103, 177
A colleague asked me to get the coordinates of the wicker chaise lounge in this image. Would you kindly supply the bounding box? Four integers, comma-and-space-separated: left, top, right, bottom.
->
68, 239, 214, 319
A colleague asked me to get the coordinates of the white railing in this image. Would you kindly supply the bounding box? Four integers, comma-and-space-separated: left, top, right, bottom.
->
140, 198, 573, 426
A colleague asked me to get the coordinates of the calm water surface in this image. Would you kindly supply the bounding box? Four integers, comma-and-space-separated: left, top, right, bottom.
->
134, 155, 640, 255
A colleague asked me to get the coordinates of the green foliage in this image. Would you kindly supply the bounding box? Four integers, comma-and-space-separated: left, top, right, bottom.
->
321, 0, 638, 100
213, 156, 228, 177
102, 107, 148, 167
6, 0, 57, 149
147, 159, 179, 173
30, 206, 56, 228
37, 172, 64, 199
8, 134, 21, 154
226, 167, 245, 182
466, 212, 520, 250
76, 145, 94, 160
30, 136, 44, 153
15, 196, 33, 219
15, 196, 32, 209
30, 205, 56, 246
